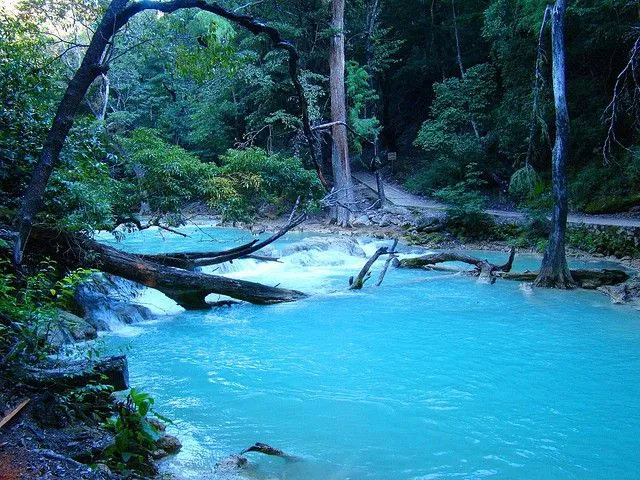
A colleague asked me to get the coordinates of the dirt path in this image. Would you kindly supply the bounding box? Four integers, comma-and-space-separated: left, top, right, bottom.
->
353, 172, 640, 228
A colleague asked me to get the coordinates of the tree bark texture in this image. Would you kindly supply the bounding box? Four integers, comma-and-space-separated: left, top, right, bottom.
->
534, 0, 575, 289
329, 0, 354, 226
13, 0, 321, 264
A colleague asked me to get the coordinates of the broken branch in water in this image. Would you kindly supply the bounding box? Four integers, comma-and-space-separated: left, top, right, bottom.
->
350, 239, 399, 290
394, 247, 515, 284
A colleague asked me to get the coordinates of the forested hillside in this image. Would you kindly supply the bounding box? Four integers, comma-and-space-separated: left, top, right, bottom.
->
2, 0, 638, 235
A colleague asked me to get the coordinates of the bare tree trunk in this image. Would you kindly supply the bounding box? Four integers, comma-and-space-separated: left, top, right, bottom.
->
451, 0, 480, 140
534, 0, 575, 289
329, 0, 354, 226
13, 0, 320, 265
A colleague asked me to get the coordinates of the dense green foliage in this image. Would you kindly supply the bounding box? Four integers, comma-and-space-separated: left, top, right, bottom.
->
1, 0, 639, 233
0, 248, 93, 366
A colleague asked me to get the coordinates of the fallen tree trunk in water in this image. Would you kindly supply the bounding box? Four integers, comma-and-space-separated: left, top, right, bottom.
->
395, 248, 515, 283
76, 236, 308, 309
21, 228, 307, 309
503, 269, 628, 289
138, 213, 306, 269
350, 239, 399, 289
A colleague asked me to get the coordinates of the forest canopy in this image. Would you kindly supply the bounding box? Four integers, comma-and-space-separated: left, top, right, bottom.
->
1, 0, 639, 234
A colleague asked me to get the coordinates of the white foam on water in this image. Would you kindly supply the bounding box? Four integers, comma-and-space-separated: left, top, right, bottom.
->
133, 288, 184, 315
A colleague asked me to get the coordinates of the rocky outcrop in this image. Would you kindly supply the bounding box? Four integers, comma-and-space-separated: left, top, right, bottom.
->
24, 355, 129, 392
74, 273, 154, 330
599, 281, 640, 305
46, 311, 97, 349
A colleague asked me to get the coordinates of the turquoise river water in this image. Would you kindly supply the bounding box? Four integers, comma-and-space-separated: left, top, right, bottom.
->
101, 227, 640, 479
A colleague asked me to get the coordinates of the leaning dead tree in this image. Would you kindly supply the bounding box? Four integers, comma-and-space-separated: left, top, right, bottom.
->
395, 247, 515, 284
349, 239, 398, 289
602, 34, 640, 163
13, 0, 323, 265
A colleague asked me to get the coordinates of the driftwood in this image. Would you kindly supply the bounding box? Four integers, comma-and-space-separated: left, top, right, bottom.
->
0, 398, 31, 430
350, 239, 399, 289
216, 442, 300, 472
138, 212, 305, 269
376, 239, 399, 286
240, 442, 300, 462
503, 269, 629, 289
24, 355, 129, 392
395, 247, 515, 283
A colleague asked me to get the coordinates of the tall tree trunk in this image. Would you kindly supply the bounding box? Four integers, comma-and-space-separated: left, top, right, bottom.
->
12, 0, 129, 265
329, 0, 354, 226
534, 0, 575, 289
12, 0, 322, 265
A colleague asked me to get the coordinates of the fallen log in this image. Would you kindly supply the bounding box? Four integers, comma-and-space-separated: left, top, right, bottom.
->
395, 248, 515, 283
139, 213, 306, 269
503, 269, 629, 289
76, 235, 308, 309
24, 355, 129, 392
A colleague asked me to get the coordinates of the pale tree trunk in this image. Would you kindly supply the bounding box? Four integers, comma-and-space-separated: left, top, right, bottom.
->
534, 0, 575, 289
329, 0, 354, 226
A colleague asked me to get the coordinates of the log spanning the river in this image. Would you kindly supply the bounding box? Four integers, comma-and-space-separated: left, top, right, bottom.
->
395, 248, 629, 289
504, 269, 629, 289
16, 227, 307, 309
76, 236, 307, 309
395, 247, 516, 283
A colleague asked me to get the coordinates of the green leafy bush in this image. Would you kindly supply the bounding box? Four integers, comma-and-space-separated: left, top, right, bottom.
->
208, 147, 324, 221
0, 256, 94, 366
119, 128, 217, 215
410, 64, 497, 194
434, 163, 495, 240
104, 388, 170, 474
509, 165, 543, 203
567, 226, 640, 258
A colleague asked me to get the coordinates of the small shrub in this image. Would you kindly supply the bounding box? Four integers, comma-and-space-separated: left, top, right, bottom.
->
0, 257, 94, 366
567, 226, 640, 258
509, 165, 543, 203
434, 163, 495, 240
104, 388, 171, 474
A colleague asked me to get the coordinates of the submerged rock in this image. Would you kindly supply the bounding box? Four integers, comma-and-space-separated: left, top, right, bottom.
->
156, 434, 182, 454
74, 273, 154, 330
